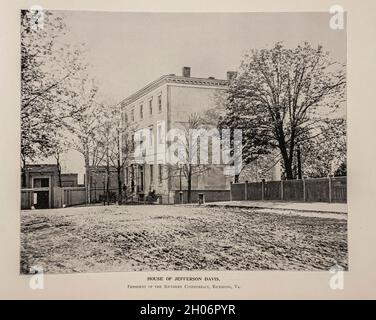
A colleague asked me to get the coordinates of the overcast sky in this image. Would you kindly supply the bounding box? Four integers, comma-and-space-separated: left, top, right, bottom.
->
53, 11, 346, 179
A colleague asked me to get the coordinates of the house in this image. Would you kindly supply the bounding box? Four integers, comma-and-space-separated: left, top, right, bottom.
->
21, 164, 79, 209
119, 67, 237, 203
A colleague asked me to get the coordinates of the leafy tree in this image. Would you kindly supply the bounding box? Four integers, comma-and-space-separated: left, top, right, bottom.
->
21, 9, 89, 186
334, 162, 346, 177
301, 118, 346, 178
238, 153, 281, 182
220, 42, 346, 180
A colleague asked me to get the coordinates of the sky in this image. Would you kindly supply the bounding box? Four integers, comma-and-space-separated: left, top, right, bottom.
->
50, 11, 347, 180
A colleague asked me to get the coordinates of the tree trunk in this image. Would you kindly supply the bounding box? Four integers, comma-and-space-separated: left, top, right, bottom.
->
297, 145, 302, 180
21, 157, 26, 188
56, 153, 62, 187
117, 163, 122, 205
187, 165, 192, 203
84, 154, 91, 204
278, 136, 294, 180
117, 132, 123, 204
106, 144, 110, 205
284, 158, 294, 180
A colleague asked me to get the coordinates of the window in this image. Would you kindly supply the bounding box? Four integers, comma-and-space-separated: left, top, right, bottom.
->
138, 132, 145, 156
158, 164, 163, 184
149, 126, 153, 146
121, 112, 127, 126
131, 134, 135, 151
157, 124, 163, 144
149, 99, 153, 116
158, 95, 162, 112
150, 164, 154, 184
125, 167, 128, 185
140, 104, 143, 119
131, 165, 135, 183
131, 109, 134, 122
33, 178, 49, 188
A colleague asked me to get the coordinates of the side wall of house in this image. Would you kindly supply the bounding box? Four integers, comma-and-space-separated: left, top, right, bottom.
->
169, 85, 230, 191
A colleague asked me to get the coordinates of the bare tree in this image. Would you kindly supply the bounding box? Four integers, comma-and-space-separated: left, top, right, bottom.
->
65, 81, 103, 203
93, 103, 133, 204
173, 113, 211, 203
46, 130, 70, 187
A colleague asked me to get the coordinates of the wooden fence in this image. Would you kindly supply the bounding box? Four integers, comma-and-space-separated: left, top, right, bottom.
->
21, 189, 34, 210
21, 187, 86, 209
54, 187, 86, 207
231, 176, 347, 203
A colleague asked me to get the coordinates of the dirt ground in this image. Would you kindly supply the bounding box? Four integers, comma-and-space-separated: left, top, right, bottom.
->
20, 205, 348, 274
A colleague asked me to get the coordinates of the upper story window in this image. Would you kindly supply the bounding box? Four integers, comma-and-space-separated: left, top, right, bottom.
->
149, 98, 153, 116
121, 111, 127, 125
158, 95, 162, 113
148, 126, 153, 146
140, 104, 143, 119
131, 134, 135, 151
157, 124, 163, 144
130, 109, 135, 122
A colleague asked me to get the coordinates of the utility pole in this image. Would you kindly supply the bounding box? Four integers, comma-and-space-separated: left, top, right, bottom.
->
179, 164, 182, 191
106, 126, 110, 205
102, 178, 106, 206
179, 162, 183, 204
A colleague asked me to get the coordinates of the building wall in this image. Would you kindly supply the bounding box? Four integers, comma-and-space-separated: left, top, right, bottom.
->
169, 85, 230, 191
122, 84, 168, 132
89, 167, 119, 190
61, 174, 78, 187
169, 85, 225, 126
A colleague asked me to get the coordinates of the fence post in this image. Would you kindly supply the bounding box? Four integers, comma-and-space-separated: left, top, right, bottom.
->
328, 175, 333, 203
302, 178, 306, 202
280, 179, 284, 201
244, 181, 248, 201
261, 179, 265, 201
230, 181, 233, 201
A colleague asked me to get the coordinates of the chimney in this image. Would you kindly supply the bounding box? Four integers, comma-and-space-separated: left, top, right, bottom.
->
182, 66, 191, 77
227, 71, 237, 81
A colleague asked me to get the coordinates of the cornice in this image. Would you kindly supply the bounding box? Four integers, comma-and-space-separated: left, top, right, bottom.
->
119, 75, 229, 108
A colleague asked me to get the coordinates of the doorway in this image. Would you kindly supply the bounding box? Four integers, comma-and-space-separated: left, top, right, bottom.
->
139, 165, 144, 191
34, 191, 49, 209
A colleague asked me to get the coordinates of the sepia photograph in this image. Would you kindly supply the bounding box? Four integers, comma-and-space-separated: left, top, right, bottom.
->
20, 10, 347, 275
